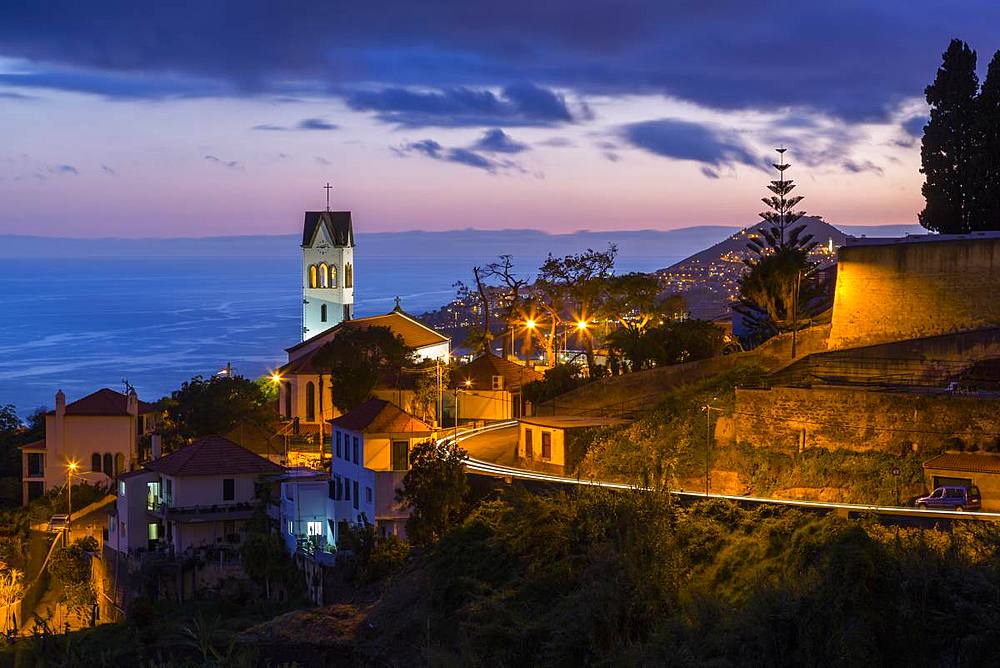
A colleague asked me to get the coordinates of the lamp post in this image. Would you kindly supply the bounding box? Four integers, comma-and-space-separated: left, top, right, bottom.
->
66, 461, 78, 543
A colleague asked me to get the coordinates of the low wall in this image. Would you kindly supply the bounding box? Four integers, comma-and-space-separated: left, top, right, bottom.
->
724, 386, 1000, 454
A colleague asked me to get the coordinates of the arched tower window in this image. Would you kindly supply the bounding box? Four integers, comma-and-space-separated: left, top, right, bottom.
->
115, 453, 125, 476
283, 382, 292, 418
329, 264, 337, 288
318, 263, 329, 288
103, 453, 113, 476
91, 453, 101, 473
321, 304, 328, 322
305, 382, 316, 422
345, 263, 354, 288
309, 265, 318, 289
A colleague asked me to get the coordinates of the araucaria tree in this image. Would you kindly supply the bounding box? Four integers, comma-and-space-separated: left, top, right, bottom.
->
920, 39, 979, 234
735, 149, 820, 343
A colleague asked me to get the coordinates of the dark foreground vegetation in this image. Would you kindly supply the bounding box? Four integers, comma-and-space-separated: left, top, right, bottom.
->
355, 490, 1000, 666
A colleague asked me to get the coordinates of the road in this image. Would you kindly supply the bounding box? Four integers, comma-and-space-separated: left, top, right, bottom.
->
459, 426, 519, 466
447, 421, 1000, 527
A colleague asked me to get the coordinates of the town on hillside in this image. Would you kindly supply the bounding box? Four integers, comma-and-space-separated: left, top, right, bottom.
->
3, 20, 1000, 665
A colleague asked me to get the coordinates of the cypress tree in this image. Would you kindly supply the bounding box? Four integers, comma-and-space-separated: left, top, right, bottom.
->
919, 39, 979, 234
973, 50, 1000, 231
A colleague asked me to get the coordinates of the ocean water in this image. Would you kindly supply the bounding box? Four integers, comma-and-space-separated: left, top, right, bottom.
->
0, 254, 670, 414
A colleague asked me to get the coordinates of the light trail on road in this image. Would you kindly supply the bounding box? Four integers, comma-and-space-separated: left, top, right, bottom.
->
441, 421, 1000, 523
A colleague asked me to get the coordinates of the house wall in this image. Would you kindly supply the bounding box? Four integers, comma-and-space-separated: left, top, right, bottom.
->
109, 472, 157, 554
518, 424, 565, 468
829, 236, 1000, 349
168, 473, 259, 508
42, 413, 135, 493
725, 386, 1000, 454
445, 390, 514, 421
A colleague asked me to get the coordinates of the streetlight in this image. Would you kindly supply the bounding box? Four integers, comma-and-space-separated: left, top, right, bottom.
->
66, 460, 78, 542
270, 371, 282, 384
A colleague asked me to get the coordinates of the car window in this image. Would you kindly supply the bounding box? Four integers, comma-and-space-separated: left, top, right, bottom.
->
969, 486, 981, 497
931, 489, 943, 498
947, 489, 963, 498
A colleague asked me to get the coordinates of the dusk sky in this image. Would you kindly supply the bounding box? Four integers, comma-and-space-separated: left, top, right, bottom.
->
2, 2, 999, 237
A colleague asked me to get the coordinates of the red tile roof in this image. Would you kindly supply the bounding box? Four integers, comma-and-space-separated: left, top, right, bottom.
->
328, 398, 432, 435
18, 439, 45, 451
923, 453, 1000, 475
144, 436, 284, 477
48, 388, 157, 416
453, 353, 544, 390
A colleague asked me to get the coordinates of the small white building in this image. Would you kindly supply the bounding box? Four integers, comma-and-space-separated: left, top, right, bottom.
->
110, 436, 285, 557
21, 388, 159, 504
275, 468, 331, 556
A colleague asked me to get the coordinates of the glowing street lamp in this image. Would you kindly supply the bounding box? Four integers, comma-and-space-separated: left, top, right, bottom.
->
66, 460, 79, 540
525, 318, 536, 330
270, 371, 282, 384
576, 320, 589, 331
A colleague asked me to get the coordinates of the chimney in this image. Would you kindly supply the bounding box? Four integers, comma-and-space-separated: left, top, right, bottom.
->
126, 389, 138, 417
53, 389, 66, 456
151, 434, 162, 461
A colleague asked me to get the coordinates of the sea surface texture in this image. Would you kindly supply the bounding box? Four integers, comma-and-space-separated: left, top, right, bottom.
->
0, 254, 668, 413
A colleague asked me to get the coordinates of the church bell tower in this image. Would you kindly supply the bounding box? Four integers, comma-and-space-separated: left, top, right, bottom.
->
301, 188, 355, 340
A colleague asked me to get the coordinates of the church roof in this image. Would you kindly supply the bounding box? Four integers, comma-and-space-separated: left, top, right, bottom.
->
303, 211, 354, 248
285, 309, 449, 360
328, 398, 433, 435
144, 435, 284, 478
452, 353, 544, 390
47, 388, 158, 417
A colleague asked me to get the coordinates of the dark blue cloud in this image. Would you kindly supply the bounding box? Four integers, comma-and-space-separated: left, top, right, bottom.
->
48, 164, 78, 175
395, 138, 524, 173
345, 83, 576, 127
902, 115, 927, 137
297, 118, 338, 130
472, 129, 529, 153
1, 2, 999, 121
253, 118, 339, 131
621, 119, 759, 171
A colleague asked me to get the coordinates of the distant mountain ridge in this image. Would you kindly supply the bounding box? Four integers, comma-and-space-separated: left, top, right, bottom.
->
0, 224, 923, 262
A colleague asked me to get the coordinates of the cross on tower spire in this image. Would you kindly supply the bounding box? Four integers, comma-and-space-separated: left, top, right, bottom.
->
324, 182, 333, 211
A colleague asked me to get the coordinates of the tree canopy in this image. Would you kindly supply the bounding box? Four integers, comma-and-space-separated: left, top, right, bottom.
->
159, 375, 277, 450
396, 439, 469, 545
312, 325, 414, 414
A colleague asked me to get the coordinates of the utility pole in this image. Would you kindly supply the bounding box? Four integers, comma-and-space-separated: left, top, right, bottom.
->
791, 269, 801, 359
703, 402, 717, 495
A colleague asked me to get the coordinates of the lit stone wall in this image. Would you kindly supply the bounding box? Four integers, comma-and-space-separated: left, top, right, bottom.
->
828, 236, 1000, 349
725, 386, 1000, 454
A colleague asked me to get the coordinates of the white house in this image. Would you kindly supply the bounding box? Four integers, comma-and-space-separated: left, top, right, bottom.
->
329, 397, 434, 538
112, 435, 285, 557
21, 388, 159, 504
